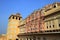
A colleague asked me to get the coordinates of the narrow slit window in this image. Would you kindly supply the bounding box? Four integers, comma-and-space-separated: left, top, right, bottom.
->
50, 26, 51, 28
47, 26, 48, 29
53, 25, 54, 28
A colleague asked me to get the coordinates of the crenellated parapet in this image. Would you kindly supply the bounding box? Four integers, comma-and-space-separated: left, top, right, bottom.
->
9, 13, 22, 20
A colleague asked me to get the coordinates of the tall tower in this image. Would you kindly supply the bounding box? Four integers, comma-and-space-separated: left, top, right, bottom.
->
7, 13, 22, 40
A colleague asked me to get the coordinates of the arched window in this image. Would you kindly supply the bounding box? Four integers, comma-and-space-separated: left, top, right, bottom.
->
13, 16, 14, 19
16, 16, 17, 20
19, 17, 20, 20
53, 5, 56, 8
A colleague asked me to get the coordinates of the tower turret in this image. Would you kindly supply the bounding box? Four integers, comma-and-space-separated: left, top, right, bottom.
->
7, 13, 22, 40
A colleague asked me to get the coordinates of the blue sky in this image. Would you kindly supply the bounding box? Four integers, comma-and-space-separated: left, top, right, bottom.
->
0, 0, 60, 34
